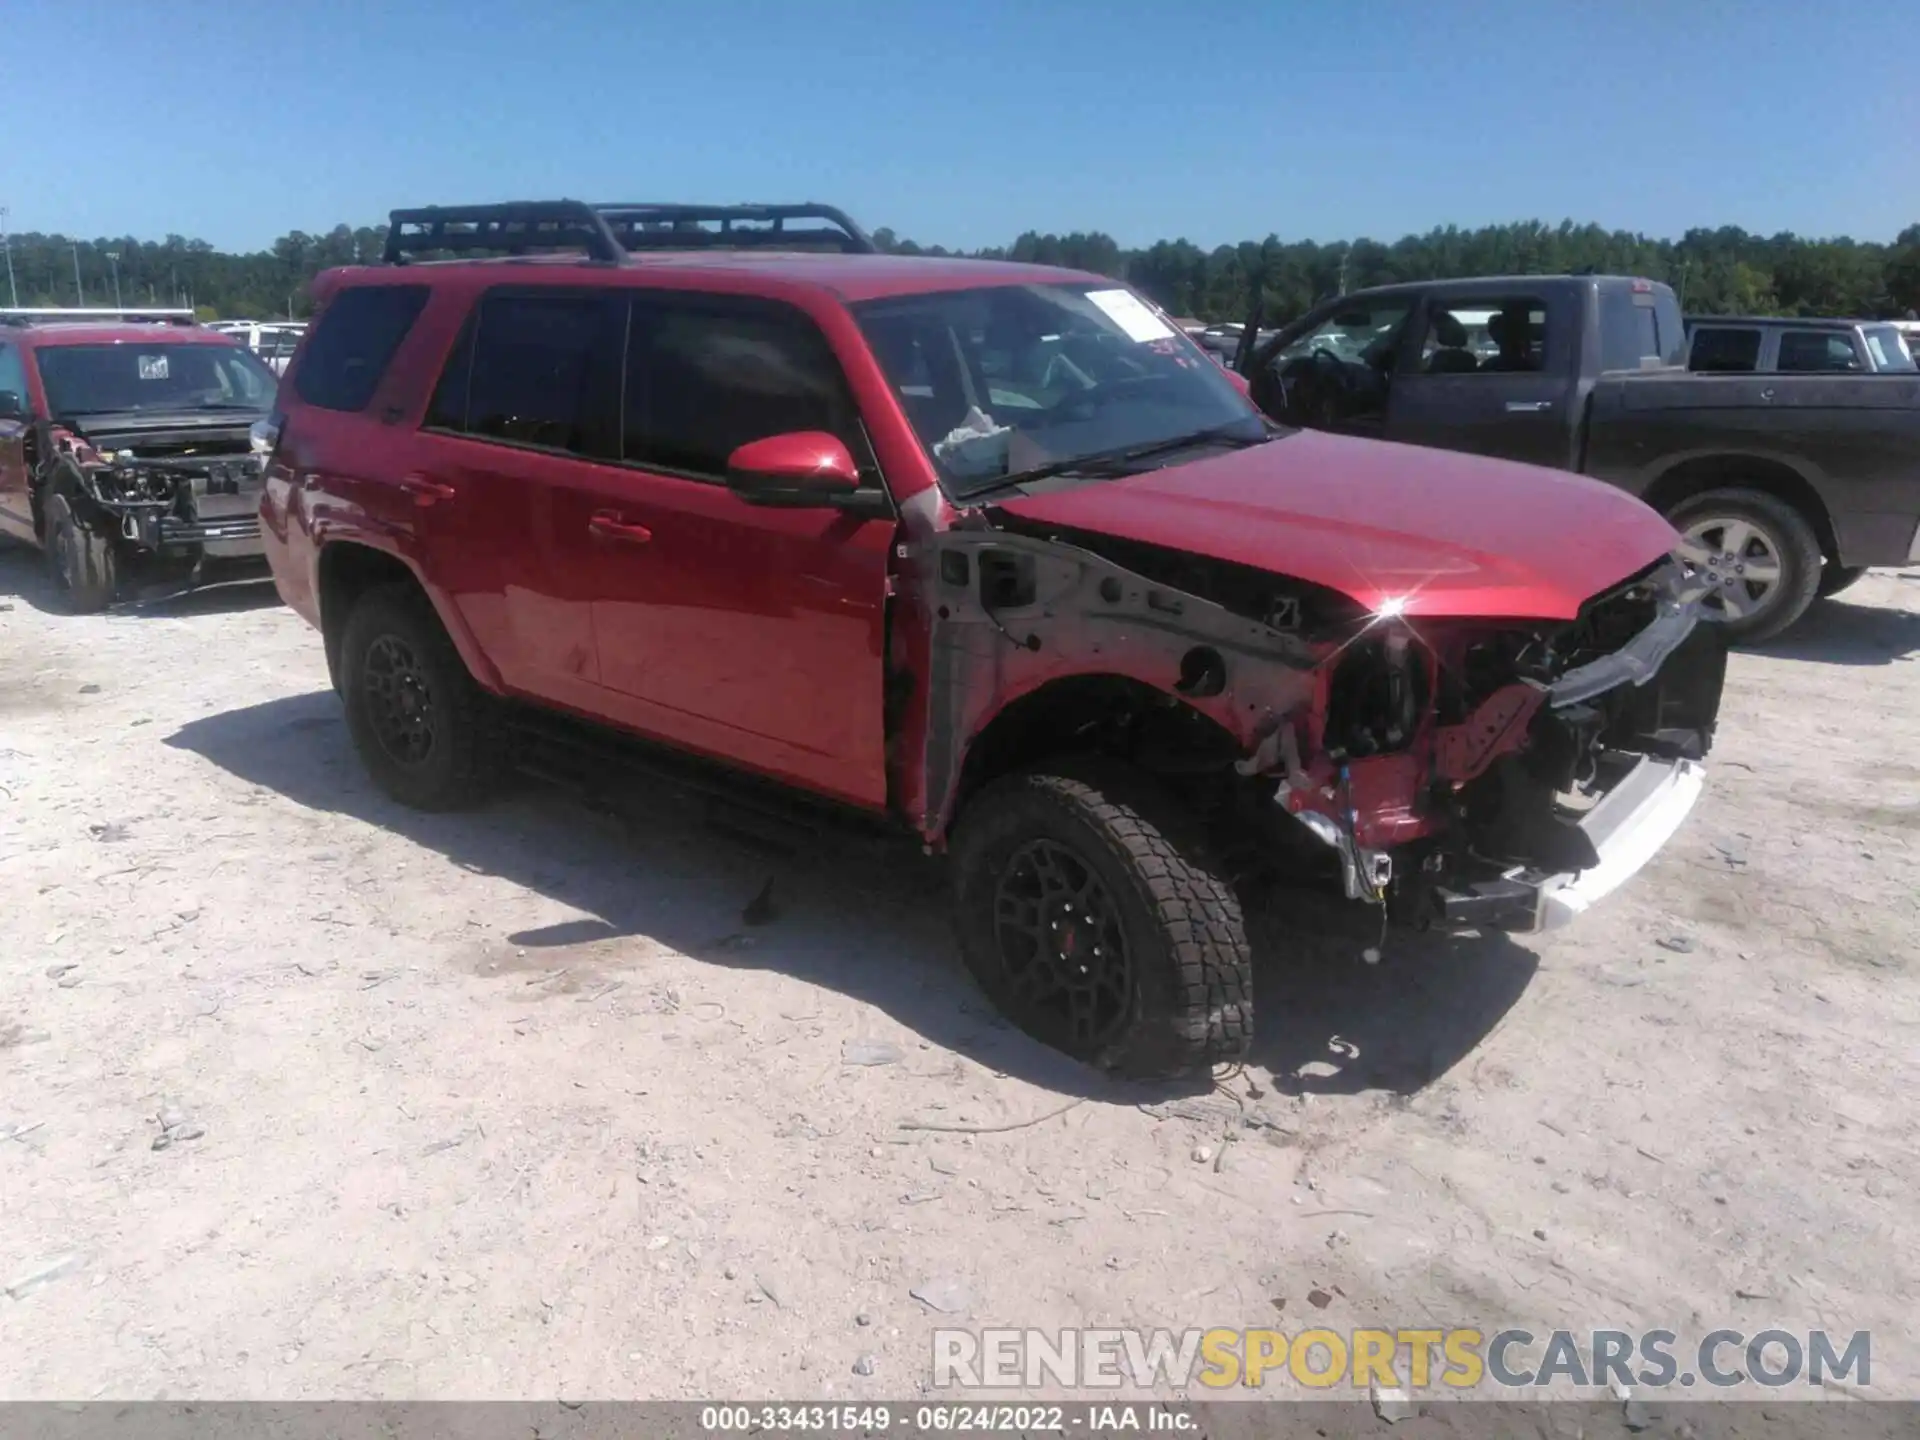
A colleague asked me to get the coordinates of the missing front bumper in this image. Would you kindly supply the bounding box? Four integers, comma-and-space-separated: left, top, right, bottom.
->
1437, 754, 1706, 933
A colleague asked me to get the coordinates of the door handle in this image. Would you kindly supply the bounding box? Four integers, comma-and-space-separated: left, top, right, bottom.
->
589, 511, 654, 544
399, 472, 457, 506
1504, 400, 1553, 413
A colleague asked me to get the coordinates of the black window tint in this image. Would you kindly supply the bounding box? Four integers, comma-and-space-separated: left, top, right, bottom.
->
425, 311, 475, 431
1777, 331, 1861, 373
626, 298, 856, 478
463, 293, 624, 457
1688, 327, 1762, 372
294, 284, 429, 412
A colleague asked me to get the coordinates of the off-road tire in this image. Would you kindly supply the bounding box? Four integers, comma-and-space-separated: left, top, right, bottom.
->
338, 583, 502, 811
1668, 487, 1822, 644
1817, 563, 1868, 600
950, 760, 1252, 1078
43, 486, 117, 614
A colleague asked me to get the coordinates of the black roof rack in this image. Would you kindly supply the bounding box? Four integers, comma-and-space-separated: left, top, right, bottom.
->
594, 203, 875, 255
382, 200, 876, 265
384, 201, 626, 264
0, 307, 199, 328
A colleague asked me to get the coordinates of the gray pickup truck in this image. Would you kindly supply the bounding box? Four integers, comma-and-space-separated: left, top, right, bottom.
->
1236, 275, 1920, 640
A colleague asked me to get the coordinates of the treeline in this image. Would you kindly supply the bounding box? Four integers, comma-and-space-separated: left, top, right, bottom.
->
5, 218, 1919, 324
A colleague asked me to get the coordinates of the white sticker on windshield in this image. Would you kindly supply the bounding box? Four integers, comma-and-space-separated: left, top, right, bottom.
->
1086, 288, 1175, 343
138, 355, 169, 380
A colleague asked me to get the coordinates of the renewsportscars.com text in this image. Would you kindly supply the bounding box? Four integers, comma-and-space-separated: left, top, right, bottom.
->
932, 1327, 1871, 1391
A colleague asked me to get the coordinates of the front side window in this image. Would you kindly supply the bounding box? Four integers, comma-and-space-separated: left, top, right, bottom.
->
1687, 327, 1763, 372
1277, 301, 1413, 367
34, 342, 278, 416
624, 297, 860, 479
1777, 331, 1861, 373
854, 282, 1262, 498
0, 343, 27, 410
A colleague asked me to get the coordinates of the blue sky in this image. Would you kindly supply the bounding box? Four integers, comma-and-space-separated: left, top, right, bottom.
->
7, 0, 1916, 254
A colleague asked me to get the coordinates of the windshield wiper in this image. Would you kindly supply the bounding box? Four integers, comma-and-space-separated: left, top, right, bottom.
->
965, 424, 1269, 499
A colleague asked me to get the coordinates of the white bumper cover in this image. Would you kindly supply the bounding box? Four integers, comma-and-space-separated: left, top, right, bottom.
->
1533, 755, 1706, 931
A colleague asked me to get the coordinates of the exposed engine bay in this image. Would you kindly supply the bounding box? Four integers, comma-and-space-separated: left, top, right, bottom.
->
41, 414, 268, 572
916, 515, 1726, 935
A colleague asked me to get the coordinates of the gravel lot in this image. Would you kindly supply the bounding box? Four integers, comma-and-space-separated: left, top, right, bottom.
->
2, 544, 1917, 1404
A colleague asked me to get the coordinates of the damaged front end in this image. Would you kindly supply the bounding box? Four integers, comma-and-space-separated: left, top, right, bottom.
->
47, 417, 269, 576
916, 507, 1724, 936
1266, 555, 1726, 932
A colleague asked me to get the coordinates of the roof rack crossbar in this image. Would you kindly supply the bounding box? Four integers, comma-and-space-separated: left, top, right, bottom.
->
383, 201, 626, 265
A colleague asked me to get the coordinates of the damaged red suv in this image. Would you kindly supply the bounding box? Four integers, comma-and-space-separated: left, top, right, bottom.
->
257, 201, 1727, 1077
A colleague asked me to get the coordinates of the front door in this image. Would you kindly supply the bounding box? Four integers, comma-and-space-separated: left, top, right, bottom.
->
1387, 290, 1579, 470
584, 291, 895, 810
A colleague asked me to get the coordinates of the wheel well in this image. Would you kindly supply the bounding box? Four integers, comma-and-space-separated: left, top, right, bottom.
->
951, 674, 1245, 820
317, 542, 421, 687
1639, 456, 1838, 562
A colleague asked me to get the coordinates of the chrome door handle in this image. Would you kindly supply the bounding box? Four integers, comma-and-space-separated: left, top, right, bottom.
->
1504, 400, 1553, 413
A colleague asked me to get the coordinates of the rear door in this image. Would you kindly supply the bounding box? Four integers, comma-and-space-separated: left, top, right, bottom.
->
1386, 288, 1581, 469
410, 288, 626, 708
0, 342, 31, 541
582, 290, 895, 810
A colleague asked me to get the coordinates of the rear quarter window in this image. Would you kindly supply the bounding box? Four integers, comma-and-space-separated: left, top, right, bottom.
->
293, 284, 430, 412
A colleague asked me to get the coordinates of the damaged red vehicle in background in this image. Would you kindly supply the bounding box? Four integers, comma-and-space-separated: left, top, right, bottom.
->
257, 201, 1728, 1079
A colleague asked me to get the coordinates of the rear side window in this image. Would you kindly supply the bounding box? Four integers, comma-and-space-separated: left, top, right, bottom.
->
1687, 327, 1762, 372
294, 285, 429, 412
431, 291, 625, 459
624, 296, 859, 479
1777, 331, 1862, 373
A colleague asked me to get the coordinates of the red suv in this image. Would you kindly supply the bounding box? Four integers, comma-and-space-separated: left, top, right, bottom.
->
258, 201, 1727, 1077
0, 309, 280, 610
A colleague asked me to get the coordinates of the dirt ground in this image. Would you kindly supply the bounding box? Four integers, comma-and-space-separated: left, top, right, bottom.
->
2, 544, 1917, 1406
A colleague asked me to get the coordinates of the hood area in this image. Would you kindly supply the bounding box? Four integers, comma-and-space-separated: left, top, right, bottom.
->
61, 410, 260, 458
994, 429, 1681, 621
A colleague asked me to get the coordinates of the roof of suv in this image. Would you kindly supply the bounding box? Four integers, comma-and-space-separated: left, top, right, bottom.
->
1684, 314, 1875, 330
331, 250, 1109, 304
11, 322, 243, 348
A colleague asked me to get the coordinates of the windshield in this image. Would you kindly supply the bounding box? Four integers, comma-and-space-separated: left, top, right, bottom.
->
1861, 325, 1917, 372
852, 282, 1265, 499
34, 342, 279, 416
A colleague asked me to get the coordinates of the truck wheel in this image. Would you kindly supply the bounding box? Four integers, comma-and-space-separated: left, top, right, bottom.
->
949, 761, 1252, 1079
1817, 564, 1867, 600
1670, 488, 1821, 644
338, 583, 502, 811
43, 488, 117, 613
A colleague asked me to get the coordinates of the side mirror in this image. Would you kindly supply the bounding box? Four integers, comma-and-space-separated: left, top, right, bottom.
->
0, 390, 24, 419
725, 431, 872, 511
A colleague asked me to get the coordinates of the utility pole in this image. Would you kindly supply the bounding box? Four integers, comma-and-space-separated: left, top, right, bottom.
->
0, 206, 16, 308
106, 251, 122, 309
71, 244, 84, 305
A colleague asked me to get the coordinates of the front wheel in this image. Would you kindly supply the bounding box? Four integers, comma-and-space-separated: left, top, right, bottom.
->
1670, 488, 1822, 644
43, 489, 117, 613
338, 584, 502, 811
949, 761, 1252, 1079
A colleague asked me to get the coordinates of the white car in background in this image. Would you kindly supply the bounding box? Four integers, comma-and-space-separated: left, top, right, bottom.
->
205, 320, 307, 374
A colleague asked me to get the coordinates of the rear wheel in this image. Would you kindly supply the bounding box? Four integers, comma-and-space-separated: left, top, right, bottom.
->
1817, 563, 1868, 600
43, 488, 117, 614
1669, 487, 1821, 644
338, 584, 502, 811
950, 761, 1252, 1079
